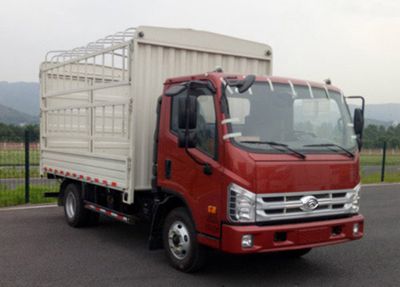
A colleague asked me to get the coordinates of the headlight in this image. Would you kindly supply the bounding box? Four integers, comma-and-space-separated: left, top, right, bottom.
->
227, 183, 256, 223
351, 183, 361, 213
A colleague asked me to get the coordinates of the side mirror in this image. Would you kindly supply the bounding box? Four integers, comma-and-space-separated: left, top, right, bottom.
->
178, 96, 197, 129
238, 75, 256, 93
177, 95, 198, 148
353, 108, 364, 150
225, 74, 256, 94
346, 95, 365, 150
353, 108, 364, 136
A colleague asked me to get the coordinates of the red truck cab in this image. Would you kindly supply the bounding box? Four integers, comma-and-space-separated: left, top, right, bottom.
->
154, 72, 364, 270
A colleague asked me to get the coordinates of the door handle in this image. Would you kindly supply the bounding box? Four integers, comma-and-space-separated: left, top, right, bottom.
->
203, 163, 212, 175
165, 159, 172, 179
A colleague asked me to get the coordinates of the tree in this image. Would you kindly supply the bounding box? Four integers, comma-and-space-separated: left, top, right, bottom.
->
362, 124, 400, 149
0, 123, 39, 142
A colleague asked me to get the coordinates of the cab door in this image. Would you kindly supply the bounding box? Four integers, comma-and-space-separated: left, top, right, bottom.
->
158, 86, 223, 238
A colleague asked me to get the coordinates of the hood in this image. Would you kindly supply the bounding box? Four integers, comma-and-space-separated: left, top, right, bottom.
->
249, 154, 360, 193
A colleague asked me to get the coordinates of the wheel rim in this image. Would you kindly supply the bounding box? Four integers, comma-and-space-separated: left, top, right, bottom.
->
65, 191, 77, 219
168, 220, 190, 260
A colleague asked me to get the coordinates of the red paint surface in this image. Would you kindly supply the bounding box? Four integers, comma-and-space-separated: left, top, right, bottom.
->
157, 73, 363, 251
220, 215, 364, 253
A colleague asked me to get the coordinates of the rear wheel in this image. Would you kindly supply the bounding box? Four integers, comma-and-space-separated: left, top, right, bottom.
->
162, 207, 206, 272
63, 183, 99, 227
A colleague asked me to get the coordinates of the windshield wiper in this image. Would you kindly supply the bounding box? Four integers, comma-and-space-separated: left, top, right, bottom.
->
303, 143, 354, 158
240, 141, 306, 160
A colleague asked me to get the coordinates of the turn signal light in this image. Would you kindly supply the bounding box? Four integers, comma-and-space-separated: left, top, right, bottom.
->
208, 205, 217, 214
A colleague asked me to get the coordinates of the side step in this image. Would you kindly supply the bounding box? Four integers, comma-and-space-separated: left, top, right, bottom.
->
84, 201, 136, 224
44, 192, 60, 198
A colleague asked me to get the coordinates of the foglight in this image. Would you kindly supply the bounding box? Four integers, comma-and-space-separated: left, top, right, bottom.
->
242, 234, 254, 248
353, 223, 359, 235
227, 183, 256, 223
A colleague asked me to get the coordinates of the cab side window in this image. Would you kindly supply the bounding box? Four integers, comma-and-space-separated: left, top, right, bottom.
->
170, 90, 217, 158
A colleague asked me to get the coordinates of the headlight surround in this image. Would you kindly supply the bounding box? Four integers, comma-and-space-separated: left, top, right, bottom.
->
227, 183, 256, 223
350, 183, 361, 213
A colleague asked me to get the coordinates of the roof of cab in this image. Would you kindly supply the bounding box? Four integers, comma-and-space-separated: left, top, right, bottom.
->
164, 72, 342, 94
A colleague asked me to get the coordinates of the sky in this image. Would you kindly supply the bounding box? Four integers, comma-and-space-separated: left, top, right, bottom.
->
0, 0, 399, 104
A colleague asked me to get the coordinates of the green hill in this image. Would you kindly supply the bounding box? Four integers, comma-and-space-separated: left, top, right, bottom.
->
0, 104, 38, 125
0, 81, 39, 116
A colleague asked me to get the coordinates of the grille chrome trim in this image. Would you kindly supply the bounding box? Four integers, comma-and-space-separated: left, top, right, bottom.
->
256, 185, 360, 222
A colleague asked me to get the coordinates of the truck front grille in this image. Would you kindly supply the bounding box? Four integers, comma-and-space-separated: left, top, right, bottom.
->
255, 185, 359, 222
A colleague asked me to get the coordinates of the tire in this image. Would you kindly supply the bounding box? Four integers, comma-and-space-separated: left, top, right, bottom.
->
281, 248, 312, 258
63, 183, 99, 227
162, 207, 206, 272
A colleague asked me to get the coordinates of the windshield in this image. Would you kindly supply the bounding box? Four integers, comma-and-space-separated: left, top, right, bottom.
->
225, 82, 357, 153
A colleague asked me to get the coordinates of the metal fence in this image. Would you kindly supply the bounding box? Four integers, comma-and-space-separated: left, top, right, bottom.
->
1, 131, 399, 207
0, 131, 59, 207
361, 143, 400, 183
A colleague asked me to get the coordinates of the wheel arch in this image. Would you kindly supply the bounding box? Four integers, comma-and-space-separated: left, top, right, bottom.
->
148, 189, 194, 250
58, 178, 80, 206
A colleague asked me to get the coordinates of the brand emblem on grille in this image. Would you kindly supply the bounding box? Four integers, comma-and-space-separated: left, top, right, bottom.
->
300, 195, 319, 211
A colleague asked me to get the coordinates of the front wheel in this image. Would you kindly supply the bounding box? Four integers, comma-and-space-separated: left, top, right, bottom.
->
162, 207, 206, 272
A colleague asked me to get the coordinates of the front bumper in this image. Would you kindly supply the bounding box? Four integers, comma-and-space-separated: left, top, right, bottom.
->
221, 215, 364, 254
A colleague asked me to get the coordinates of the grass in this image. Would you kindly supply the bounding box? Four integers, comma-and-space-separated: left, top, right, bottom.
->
360, 154, 400, 166
361, 172, 400, 184
0, 148, 40, 179
0, 167, 40, 179
0, 149, 39, 165
360, 153, 400, 183
0, 184, 58, 208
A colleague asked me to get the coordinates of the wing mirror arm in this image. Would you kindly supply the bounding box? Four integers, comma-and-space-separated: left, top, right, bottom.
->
346, 96, 365, 115
224, 74, 256, 94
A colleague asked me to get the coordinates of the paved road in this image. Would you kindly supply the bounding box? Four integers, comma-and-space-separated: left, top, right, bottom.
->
0, 184, 399, 287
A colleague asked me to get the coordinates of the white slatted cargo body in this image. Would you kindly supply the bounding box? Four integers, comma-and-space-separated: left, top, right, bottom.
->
40, 26, 273, 204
